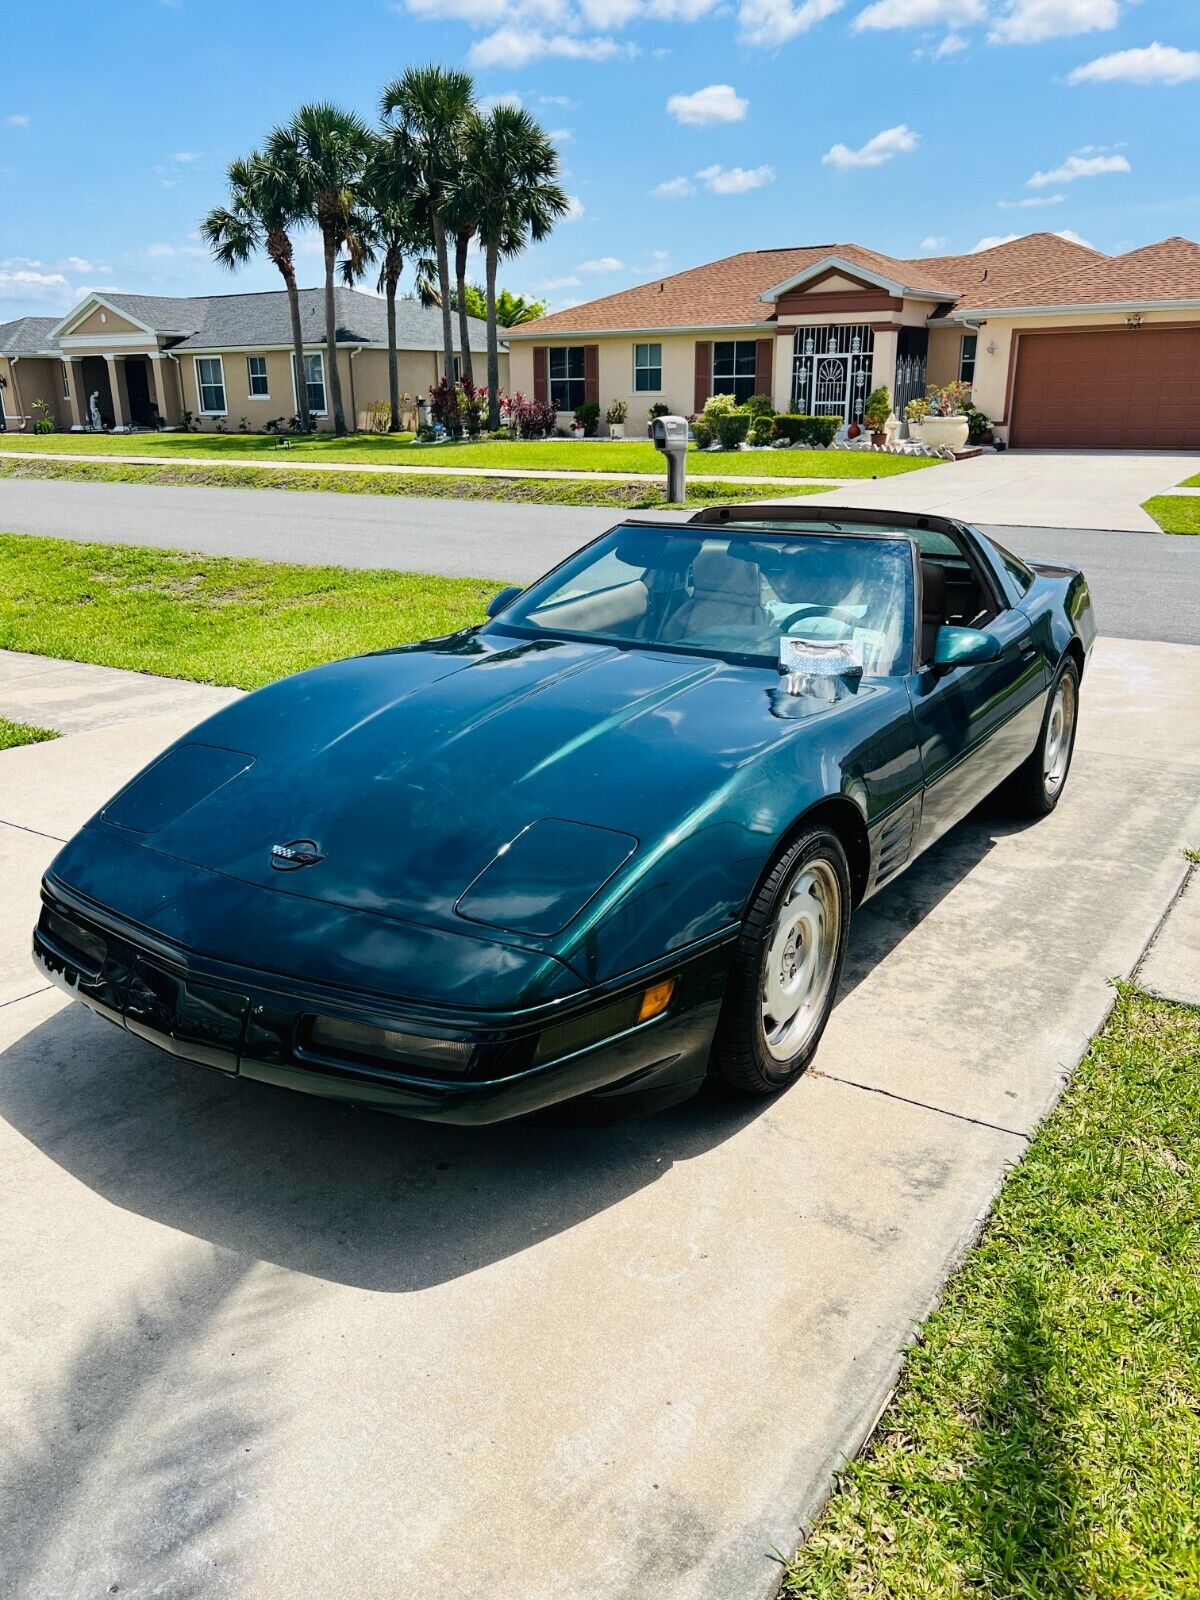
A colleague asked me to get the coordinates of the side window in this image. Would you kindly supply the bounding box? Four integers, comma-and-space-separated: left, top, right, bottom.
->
913, 526, 1001, 627
633, 342, 662, 392
989, 539, 1035, 595
959, 334, 977, 385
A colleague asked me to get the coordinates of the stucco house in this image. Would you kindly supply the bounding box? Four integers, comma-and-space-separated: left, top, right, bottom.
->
0, 287, 505, 433
507, 232, 1200, 449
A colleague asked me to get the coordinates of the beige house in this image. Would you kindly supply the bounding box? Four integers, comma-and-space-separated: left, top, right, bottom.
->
507, 232, 1200, 449
0, 287, 507, 434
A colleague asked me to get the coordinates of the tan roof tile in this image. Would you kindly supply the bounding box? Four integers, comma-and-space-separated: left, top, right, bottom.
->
511, 232, 1122, 337
956, 235, 1200, 310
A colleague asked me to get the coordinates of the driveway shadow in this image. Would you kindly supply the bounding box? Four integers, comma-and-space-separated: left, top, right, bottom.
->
0, 802, 1024, 1294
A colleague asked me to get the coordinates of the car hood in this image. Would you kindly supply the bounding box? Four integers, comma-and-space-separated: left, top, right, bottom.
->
81, 633, 854, 946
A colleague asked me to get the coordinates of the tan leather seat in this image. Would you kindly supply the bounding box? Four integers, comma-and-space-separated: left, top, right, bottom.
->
662, 548, 767, 642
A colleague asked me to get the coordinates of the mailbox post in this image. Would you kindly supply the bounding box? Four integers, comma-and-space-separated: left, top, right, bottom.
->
651, 414, 689, 504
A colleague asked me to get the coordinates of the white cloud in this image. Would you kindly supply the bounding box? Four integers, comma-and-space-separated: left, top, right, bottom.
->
580, 256, 624, 272
650, 248, 670, 267
538, 274, 582, 289
1069, 42, 1200, 86
921, 31, 968, 57
478, 91, 524, 112
989, 0, 1117, 46
650, 0, 721, 15
999, 193, 1065, 208
696, 162, 775, 194
971, 234, 1020, 251
0, 260, 69, 304
171, 150, 201, 163
1028, 148, 1130, 186
63, 256, 96, 273
469, 28, 625, 66
4, 113, 31, 126
853, 0, 982, 31
651, 175, 697, 198
823, 123, 919, 169
73, 284, 128, 301
738, 0, 842, 49
537, 94, 578, 108
146, 242, 177, 258
1054, 228, 1094, 246
666, 83, 748, 125
563, 194, 586, 221
920, 235, 950, 250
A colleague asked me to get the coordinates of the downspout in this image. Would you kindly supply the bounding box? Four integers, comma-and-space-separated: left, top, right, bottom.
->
348, 345, 364, 432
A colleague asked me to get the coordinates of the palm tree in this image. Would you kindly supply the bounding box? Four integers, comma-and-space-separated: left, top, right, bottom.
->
443, 185, 480, 385
200, 150, 311, 432
465, 105, 569, 430
271, 103, 373, 436
353, 135, 428, 432
380, 65, 475, 393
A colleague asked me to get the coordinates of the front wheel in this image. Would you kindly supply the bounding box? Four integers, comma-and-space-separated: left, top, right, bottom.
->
710, 826, 851, 1095
1006, 656, 1080, 817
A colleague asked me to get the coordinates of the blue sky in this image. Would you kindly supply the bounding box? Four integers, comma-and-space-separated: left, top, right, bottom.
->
2, 0, 1198, 326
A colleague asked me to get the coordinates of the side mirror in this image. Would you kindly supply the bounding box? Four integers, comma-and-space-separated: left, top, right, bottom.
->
486, 585, 523, 618
932, 625, 1002, 669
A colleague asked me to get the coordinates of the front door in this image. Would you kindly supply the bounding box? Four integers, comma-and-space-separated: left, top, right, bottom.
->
124, 358, 154, 428
791, 324, 875, 426
908, 612, 1047, 846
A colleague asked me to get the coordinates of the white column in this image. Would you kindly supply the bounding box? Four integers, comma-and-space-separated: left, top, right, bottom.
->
147, 352, 170, 426
772, 329, 795, 413
62, 357, 83, 428
870, 328, 900, 413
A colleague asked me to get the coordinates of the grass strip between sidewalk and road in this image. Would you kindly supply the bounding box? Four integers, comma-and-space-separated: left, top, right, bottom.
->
1143, 495, 1200, 536
0, 716, 59, 751
783, 983, 1200, 1600
0, 534, 503, 690
0, 429, 936, 480
0, 455, 823, 511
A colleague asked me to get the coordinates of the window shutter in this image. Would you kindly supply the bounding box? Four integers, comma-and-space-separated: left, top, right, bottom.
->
532, 347, 548, 404
755, 338, 773, 398
694, 341, 712, 413
583, 345, 599, 408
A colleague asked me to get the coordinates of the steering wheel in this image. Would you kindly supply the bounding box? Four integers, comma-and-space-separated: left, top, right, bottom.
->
778, 603, 862, 633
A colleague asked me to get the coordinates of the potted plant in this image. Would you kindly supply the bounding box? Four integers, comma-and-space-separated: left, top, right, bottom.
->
574, 400, 601, 439
646, 400, 669, 437
964, 401, 993, 446
863, 386, 892, 448
605, 398, 628, 439
910, 382, 971, 452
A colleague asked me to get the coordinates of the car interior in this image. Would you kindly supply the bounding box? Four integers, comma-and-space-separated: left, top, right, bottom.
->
914, 527, 1001, 664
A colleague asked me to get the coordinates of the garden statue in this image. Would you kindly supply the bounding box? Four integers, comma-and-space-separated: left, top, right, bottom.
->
88, 391, 102, 431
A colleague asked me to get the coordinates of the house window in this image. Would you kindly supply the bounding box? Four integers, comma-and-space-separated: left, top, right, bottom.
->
247, 355, 269, 397
303, 352, 326, 415
959, 334, 977, 385
712, 340, 758, 404
548, 346, 586, 412
196, 356, 227, 414
633, 342, 662, 393
62, 363, 71, 399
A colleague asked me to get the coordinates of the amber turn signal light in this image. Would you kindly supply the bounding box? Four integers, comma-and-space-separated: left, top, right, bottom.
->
637, 979, 676, 1023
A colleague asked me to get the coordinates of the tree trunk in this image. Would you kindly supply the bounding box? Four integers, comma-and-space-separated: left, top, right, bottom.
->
322, 229, 347, 435
386, 251, 401, 433
455, 227, 473, 385
433, 215, 455, 390
268, 230, 310, 433
485, 239, 501, 431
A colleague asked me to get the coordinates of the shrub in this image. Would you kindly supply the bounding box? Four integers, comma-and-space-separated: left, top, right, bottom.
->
460, 376, 487, 438
32, 398, 55, 434
748, 413, 774, 447
428, 377, 462, 436
701, 391, 737, 418
691, 414, 715, 448
605, 398, 628, 425
904, 397, 931, 424
924, 381, 971, 418
574, 400, 601, 437
864, 386, 892, 431
364, 399, 392, 434
508, 392, 557, 439
964, 401, 991, 442
647, 401, 670, 421
716, 410, 752, 450
771, 413, 840, 448
744, 393, 775, 420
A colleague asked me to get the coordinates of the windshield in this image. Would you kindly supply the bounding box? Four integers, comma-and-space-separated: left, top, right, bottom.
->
489, 525, 914, 675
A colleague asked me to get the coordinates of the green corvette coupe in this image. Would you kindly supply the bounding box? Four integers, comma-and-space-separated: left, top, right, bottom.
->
34, 504, 1094, 1124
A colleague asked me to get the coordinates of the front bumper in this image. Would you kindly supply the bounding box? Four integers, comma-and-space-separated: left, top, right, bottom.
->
32, 882, 730, 1124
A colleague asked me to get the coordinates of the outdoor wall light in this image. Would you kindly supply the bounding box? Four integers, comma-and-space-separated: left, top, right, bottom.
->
986, 340, 998, 356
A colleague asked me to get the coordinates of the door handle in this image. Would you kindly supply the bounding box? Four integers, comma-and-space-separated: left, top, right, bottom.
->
1018, 638, 1038, 660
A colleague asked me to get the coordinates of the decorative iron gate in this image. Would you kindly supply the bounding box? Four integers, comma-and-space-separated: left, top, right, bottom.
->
791, 324, 874, 423
893, 352, 927, 416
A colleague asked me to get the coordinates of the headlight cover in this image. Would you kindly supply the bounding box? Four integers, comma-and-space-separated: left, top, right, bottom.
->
455, 818, 637, 938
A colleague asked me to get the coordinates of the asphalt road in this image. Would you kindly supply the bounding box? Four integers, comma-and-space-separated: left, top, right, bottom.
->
1, 475, 1196, 644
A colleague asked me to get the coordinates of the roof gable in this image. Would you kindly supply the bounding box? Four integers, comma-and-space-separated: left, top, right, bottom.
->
955, 235, 1200, 312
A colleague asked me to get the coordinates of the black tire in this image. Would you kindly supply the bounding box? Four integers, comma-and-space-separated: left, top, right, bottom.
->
1005, 655, 1080, 818
710, 825, 851, 1096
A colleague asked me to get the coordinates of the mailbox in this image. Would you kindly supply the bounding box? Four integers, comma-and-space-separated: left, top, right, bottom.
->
651, 414, 689, 504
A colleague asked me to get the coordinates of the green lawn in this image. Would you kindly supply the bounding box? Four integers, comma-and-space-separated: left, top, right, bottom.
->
0, 456, 822, 511
0, 716, 59, 751
0, 429, 937, 480
1143, 495, 1200, 535
1178, 473, 1200, 489
783, 983, 1200, 1600
0, 534, 502, 690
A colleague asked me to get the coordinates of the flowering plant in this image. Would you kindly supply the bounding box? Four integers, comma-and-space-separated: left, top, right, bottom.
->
924, 381, 972, 418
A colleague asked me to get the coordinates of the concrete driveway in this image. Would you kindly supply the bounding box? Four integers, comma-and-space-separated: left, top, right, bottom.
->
809, 448, 1200, 531
2, 639, 1199, 1600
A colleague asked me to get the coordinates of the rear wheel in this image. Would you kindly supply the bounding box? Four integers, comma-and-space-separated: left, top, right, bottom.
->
1007, 656, 1080, 817
710, 826, 850, 1095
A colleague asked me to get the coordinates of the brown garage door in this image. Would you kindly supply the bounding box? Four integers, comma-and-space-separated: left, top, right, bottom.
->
1010, 327, 1200, 448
